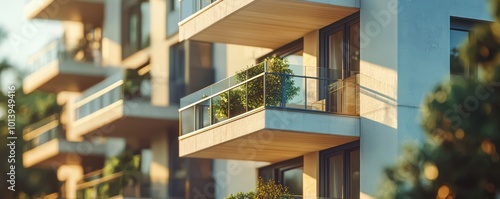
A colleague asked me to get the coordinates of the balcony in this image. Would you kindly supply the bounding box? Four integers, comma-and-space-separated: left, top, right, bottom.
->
24, 0, 104, 23
178, 62, 360, 162
76, 170, 151, 199
178, 0, 359, 48
23, 38, 107, 94
68, 71, 178, 139
23, 115, 106, 168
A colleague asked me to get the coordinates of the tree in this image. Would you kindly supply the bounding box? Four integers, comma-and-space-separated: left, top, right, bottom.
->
0, 27, 60, 199
380, 0, 500, 198
225, 177, 294, 199
212, 55, 300, 121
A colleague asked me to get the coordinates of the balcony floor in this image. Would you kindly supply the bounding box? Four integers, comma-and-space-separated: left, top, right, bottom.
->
69, 100, 179, 140
23, 60, 107, 94
23, 139, 105, 168
179, 108, 359, 163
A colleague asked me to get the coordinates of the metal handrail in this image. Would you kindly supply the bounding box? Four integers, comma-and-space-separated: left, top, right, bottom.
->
179, 68, 360, 136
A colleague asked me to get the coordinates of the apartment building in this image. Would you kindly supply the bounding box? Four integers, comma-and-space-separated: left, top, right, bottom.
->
20, 0, 491, 199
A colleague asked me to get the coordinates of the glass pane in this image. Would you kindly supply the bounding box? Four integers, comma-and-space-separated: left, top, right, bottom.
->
327, 79, 340, 113
349, 149, 360, 199
190, 41, 212, 69
329, 30, 343, 80
285, 76, 305, 109
195, 99, 210, 130
349, 22, 360, 76
129, 12, 139, 50
229, 85, 246, 118
169, 43, 186, 104
265, 73, 282, 107
247, 76, 264, 110
180, 106, 194, 135
328, 154, 344, 198
283, 167, 303, 196
450, 30, 468, 77
141, 1, 151, 48
306, 78, 322, 111
283, 50, 303, 67
211, 93, 228, 124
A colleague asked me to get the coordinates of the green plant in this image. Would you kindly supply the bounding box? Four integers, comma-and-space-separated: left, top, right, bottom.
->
212, 55, 300, 120
225, 177, 294, 199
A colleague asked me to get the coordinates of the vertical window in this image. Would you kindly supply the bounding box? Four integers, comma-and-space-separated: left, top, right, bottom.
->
167, 0, 180, 37
319, 13, 360, 114
320, 141, 360, 199
320, 13, 360, 81
258, 157, 303, 198
123, 0, 150, 58
169, 42, 186, 105
450, 18, 484, 80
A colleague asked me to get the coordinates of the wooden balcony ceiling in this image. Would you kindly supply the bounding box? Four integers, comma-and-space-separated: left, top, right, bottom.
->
180, 0, 359, 48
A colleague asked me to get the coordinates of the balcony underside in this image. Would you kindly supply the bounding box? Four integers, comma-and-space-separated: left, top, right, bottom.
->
69, 101, 179, 139
25, 0, 103, 23
23, 60, 106, 94
23, 139, 105, 168
179, 0, 359, 49
179, 108, 359, 163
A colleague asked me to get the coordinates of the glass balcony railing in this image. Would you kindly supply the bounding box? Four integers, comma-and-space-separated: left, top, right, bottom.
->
179, 62, 360, 136
179, 0, 218, 21
23, 114, 63, 151
76, 171, 123, 199
73, 71, 152, 121
76, 171, 151, 199
28, 38, 102, 76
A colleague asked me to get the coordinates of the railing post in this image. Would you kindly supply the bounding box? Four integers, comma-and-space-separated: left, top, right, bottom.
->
304, 76, 307, 109
209, 97, 213, 125
281, 74, 286, 107
263, 62, 267, 107
245, 67, 248, 112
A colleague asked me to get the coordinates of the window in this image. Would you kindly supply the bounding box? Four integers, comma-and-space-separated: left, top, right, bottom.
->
123, 0, 150, 58
167, 0, 180, 37
320, 13, 360, 81
259, 157, 303, 198
257, 38, 304, 64
169, 42, 186, 105
319, 13, 360, 114
169, 41, 213, 104
450, 18, 485, 79
320, 141, 360, 199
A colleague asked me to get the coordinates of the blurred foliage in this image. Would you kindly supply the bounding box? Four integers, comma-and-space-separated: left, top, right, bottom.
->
0, 28, 60, 198
380, 0, 500, 198
225, 177, 294, 199
99, 147, 141, 198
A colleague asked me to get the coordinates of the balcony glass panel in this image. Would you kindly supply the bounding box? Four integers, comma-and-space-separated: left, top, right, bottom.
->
28, 38, 102, 76
179, 62, 360, 136
74, 70, 152, 121
180, 0, 218, 21
23, 115, 62, 151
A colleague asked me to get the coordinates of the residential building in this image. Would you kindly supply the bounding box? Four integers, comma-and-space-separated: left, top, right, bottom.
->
21, 0, 491, 199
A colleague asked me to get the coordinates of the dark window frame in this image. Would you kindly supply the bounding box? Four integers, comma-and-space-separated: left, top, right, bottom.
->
319, 141, 360, 198
257, 38, 304, 63
319, 12, 360, 80
122, 0, 150, 59
450, 17, 489, 79
258, 156, 303, 195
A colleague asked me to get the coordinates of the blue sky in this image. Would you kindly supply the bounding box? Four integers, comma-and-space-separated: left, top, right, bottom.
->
0, 0, 62, 71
